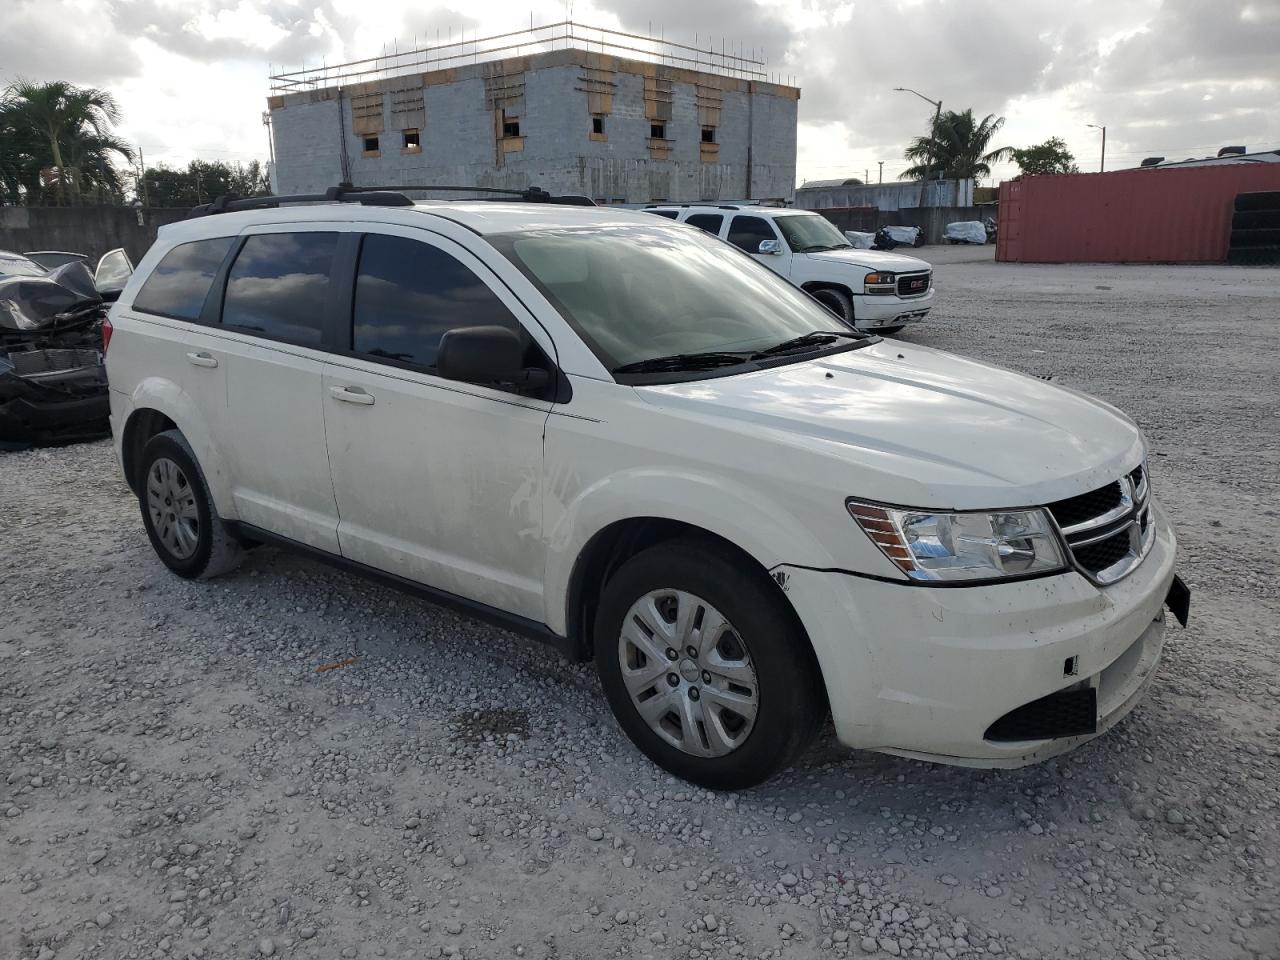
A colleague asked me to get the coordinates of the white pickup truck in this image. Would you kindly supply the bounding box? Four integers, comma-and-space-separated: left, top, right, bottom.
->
645, 204, 934, 334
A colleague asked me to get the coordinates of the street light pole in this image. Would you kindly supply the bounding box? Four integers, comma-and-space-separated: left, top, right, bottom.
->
894, 87, 942, 207
1088, 123, 1106, 172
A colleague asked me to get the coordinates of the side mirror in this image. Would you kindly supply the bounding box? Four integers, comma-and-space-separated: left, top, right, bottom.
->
436, 325, 549, 392
758, 239, 783, 255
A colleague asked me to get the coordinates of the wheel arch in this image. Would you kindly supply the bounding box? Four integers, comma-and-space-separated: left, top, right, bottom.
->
120, 408, 177, 494
120, 378, 234, 516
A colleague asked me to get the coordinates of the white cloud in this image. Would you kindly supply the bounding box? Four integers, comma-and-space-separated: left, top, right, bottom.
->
2, 0, 1276, 184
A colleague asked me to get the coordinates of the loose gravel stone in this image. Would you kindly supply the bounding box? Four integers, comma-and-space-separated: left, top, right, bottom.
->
1, 256, 1276, 960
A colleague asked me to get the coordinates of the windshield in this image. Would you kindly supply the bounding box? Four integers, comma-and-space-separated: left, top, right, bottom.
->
775, 214, 851, 252
492, 224, 858, 373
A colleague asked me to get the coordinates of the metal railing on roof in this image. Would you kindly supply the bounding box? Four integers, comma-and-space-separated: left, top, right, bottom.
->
268, 20, 775, 94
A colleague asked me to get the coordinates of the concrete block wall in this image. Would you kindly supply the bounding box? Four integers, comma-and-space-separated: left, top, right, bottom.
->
269, 50, 798, 203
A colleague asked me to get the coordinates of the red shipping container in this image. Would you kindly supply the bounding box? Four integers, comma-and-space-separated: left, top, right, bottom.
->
996, 164, 1280, 263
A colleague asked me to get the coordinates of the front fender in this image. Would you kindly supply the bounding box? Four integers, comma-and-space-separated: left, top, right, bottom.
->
541, 464, 840, 635
127, 377, 236, 519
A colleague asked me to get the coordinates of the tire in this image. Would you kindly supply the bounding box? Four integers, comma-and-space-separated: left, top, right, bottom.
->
137, 430, 243, 579
594, 537, 826, 790
810, 287, 854, 325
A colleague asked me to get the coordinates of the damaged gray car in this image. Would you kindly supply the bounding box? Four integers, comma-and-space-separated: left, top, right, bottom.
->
0, 249, 131, 448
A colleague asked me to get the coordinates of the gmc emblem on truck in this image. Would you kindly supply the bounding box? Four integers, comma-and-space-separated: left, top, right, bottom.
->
907, 278, 927, 292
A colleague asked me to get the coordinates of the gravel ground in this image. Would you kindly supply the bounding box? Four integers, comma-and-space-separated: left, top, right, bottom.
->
3, 251, 1278, 960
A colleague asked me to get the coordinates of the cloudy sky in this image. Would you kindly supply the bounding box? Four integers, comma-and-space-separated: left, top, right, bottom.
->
3, 0, 1277, 186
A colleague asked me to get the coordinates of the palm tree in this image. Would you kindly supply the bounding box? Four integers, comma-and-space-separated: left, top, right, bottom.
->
900, 109, 1013, 184
0, 80, 134, 204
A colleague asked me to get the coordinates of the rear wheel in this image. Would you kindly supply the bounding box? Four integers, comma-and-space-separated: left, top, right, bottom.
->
138, 430, 243, 579
810, 287, 854, 325
594, 538, 825, 789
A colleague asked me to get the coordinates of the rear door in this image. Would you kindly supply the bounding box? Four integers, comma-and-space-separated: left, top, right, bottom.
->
320, 227, 554, 620
115, 236, 238, 483
212, 226, 344, 552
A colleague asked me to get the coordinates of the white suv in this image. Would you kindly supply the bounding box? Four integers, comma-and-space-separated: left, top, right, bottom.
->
646, 204, 934, 334
105, 189, 1188, 789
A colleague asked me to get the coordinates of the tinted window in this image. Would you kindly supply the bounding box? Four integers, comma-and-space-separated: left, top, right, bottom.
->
685, 213, 723, 234
222, 233, 336, 346
727, 215, 776, 253
352, 234, 521, 369
645, 209, 679, 219
132, 237, 234, 319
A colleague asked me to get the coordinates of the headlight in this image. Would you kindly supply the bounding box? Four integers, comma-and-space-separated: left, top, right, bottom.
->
863, 272, 896, 295
846, 500, 1068, 582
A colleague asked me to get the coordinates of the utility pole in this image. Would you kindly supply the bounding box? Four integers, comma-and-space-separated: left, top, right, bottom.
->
137, 143, 149, 207
878, 161, 884, 183
1088, 123, 1106, 172
894, 87, 942, 207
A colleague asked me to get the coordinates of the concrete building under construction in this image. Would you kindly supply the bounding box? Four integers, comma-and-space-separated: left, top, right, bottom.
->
266, 22, 799, 204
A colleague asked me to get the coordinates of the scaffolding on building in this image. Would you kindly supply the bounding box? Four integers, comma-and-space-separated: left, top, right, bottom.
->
268, 20, 778, 94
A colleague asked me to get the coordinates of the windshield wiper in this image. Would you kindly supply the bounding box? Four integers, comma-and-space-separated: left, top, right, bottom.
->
795, 243, 850, 253
752, 330, 866, 358
612, 351, 753, 375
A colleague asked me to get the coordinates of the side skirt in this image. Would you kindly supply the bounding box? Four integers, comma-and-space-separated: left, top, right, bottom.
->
227, 522, 584, 662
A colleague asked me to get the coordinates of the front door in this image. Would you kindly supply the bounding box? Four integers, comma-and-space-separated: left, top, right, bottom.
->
725, 214, 789, 276
321, 228, 553, 621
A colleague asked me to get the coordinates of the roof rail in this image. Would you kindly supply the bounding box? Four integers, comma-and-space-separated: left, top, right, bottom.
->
189, 183, 596, 218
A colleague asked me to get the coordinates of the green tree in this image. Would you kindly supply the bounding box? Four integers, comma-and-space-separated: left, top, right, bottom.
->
900, 109, 1012, 183
136, 160, 271, 208
0, 79, 134, 205
1011, 137, 1079, 176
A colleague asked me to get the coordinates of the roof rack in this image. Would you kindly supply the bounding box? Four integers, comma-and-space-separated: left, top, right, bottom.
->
189, 183, 596, 218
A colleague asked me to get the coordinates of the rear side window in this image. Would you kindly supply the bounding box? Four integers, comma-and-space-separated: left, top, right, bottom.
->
132, 237, 234, 320
352, 234, 522, 370
222, 233, 337, 346
685, 213, 724, 234
727, 215, 776, 253
645, 209, 679, 219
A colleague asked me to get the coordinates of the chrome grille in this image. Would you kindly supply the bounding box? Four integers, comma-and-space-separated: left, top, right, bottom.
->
896, 271, 931, 297
1046, 466, 1154, 585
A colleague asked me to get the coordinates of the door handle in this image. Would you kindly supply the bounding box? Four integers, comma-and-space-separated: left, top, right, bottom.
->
186, 352, 218, 368
329, 385, 375, 406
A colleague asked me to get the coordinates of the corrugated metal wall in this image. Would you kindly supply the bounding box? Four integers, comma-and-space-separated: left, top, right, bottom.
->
996, 165, 1280, 263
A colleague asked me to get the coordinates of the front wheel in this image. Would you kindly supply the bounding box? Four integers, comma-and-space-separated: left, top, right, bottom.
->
594, 538, 826, 789
810, 287, 854, 325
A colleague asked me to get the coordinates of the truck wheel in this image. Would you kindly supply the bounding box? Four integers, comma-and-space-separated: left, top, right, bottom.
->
594, 538, 825, 790
810, 288, 854, 324
138, 430, 243, 580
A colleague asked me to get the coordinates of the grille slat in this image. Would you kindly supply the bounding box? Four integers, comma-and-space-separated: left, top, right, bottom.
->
1047, 482, 1123, 530
1046, 471, 1152, 585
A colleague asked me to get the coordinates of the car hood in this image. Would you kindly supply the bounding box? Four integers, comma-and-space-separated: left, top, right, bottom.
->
804, 247, 930, 273
635, 341, 1144, 509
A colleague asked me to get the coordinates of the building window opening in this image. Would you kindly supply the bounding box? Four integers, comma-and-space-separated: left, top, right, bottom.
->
650, 123, 666, 140
701, 126, 716, 144
592, 116, 604, 135
503, 117, 521, 138
402, 129, 420, 151
363, 135, 380, 153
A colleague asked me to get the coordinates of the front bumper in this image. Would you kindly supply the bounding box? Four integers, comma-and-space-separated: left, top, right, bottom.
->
852, 288, 934, 329
774, 503, 1179, 766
